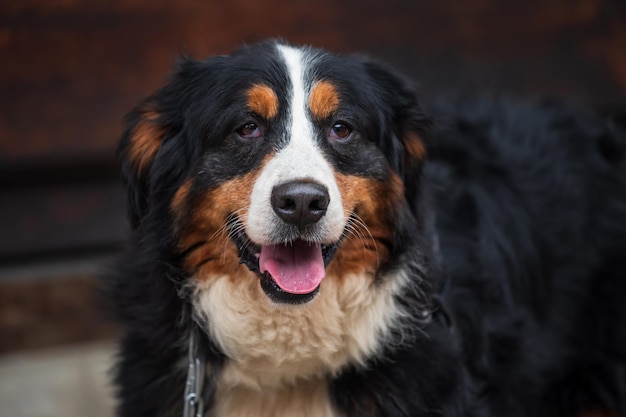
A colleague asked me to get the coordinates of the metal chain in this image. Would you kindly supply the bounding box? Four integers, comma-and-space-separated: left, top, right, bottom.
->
183, 331, 205, 417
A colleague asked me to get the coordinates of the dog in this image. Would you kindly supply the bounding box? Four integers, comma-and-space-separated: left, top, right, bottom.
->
107, 40, 626, 417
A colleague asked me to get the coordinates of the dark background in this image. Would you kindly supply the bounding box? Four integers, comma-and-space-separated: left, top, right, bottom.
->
1, 0, 625, 354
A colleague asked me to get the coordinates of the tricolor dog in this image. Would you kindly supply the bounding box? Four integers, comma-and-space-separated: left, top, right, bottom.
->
108, 40, 626, 417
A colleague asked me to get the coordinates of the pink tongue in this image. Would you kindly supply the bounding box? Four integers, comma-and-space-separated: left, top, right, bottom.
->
259, 240, 325, 294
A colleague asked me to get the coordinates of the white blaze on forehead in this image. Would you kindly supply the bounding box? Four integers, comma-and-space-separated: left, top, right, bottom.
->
278, 45, 312, 148
246, 45, 345, 244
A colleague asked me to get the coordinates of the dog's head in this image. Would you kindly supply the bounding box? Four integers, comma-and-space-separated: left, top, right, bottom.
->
118, 40, 432, 381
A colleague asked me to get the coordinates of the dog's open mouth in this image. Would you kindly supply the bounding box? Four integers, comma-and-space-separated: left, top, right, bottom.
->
232, 222, 341, 304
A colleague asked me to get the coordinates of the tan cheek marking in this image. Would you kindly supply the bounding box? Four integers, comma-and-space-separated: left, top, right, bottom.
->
308, 80, 339, 120
127, 111, 164, 173
181, 174, 255, 279
403, 132, 426, 160
171, 179, 192, 226
173, 157, 272, 281
247, 84, 279, 119
327, 172, 404, 279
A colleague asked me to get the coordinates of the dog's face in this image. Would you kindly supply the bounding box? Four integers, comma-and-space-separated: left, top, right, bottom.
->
119, 41, 430, 384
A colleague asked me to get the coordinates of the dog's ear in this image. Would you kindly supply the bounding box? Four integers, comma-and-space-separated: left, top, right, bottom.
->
362, 60, 431, 178
117, 101, 168, 228
117, 57, 210, 228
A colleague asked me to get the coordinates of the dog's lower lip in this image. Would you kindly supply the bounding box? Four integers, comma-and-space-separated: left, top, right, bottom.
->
259, 272, 320, 304
232, 226, 262, 274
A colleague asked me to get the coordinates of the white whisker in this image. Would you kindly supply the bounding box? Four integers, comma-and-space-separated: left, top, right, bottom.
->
348, 213, 381, 267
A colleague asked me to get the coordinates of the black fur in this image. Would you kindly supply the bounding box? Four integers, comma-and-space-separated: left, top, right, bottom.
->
425, 99, 626, 416
106, 41, 626, 416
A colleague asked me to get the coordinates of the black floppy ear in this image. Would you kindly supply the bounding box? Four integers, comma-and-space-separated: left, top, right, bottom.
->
362, 60, 432, 177
117, 57, 206, 228
117, 101, 167, 228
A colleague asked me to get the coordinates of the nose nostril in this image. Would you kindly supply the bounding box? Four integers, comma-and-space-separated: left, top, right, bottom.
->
309, 196, 329, 212
281, 198, 296, 211
271, 181, 330, 227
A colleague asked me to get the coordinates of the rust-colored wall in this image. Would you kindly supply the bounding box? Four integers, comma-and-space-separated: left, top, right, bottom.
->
1, 0, 625, 160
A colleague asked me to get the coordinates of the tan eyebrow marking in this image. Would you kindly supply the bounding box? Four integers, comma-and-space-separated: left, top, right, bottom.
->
308, 80, 340, 120
246, 84, 279, 119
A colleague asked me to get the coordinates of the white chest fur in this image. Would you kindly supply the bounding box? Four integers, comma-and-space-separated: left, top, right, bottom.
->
209, 364, 340, 417
194, 270, 413, 417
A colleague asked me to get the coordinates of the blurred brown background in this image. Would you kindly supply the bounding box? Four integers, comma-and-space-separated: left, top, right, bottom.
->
1, 1, 625, 416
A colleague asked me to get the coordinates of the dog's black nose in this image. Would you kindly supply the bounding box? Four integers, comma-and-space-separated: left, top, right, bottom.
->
271, 181, 329, 228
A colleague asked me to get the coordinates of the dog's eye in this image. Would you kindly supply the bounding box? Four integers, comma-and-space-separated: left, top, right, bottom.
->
237, 122, 262, 139
329, 122, 352, 141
